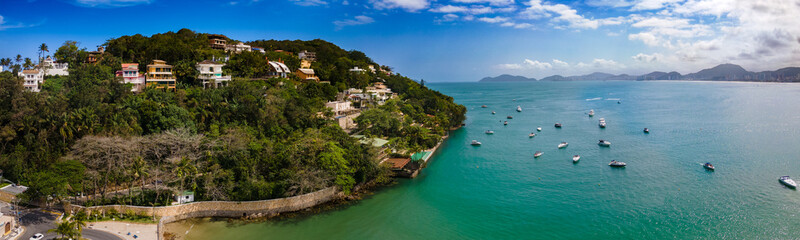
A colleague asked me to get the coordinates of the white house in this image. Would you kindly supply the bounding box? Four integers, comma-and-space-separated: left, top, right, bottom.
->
298, 50, 316, 61
175, 191, 195, 204
40, 56, 69, 76
196, 60, 231, 88
326, 101, 354, 115
266, 61, 290, 78
22, 69, 43, 92
349, 67, 367, 73
119, 63, 146, 92
225, 42, 252, 53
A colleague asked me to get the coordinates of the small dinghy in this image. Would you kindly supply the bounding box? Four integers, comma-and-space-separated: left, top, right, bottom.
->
609, 160, 626, 167
573, 155, 581, 163
588, 109, 594, 117
485, 130, 494, 134
471, 140, 482, 146
536, 127, 542, 131
558, 142, 568, 149
507, 115, 514, 119
504, 121, 508, 125
492, 111, 496, 115
554, 123, 562, 128
779, 176, 797, 189
598, 118, 606, 128
481, 105, 488, 108
516, 106, 522, 112
598, 140, 611, 147
529, 133, 536, 138
644, 128, 650, 133
534, 151, 543, 158
703, 162, 714, 171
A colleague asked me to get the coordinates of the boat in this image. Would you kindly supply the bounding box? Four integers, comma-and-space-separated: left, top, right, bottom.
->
703, 162, 714, 171
643, 128, 649, 133
492, 111, 496, 115
534, 151, 543, 158
516, 106, 522, 112
471, 140, 482, 146
573, 155, 581, 163
598, 118, 606, 128
558, 142, 568, 149
485, 130, 494, 134
528, 133, 536, 138
779, 176, 797, 188
598, 140, 611, 147
554, 123, 562, 128
617, 101, 621, 104
481, 105, 488, 108
609, 160, 626, 167
504, 121, 508, 125
588, 109, 594, 117
507, 115, 513, 119
536, 127, 542, 131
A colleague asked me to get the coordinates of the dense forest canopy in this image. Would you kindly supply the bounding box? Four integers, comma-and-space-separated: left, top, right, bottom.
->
0, 29, 465, 206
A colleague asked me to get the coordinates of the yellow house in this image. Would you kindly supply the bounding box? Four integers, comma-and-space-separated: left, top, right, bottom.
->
146, 60, 176, 91
295, 68, 320, 82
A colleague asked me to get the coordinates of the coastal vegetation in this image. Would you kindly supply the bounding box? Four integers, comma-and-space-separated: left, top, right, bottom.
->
0, 29, 465, 206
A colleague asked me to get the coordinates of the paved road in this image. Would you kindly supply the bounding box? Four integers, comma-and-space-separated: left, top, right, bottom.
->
17, 210, 122, 240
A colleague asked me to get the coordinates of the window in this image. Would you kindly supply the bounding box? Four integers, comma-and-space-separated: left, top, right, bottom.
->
209, 67, 214, 72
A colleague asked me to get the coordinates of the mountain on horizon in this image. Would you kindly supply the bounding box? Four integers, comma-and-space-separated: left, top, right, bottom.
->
481, 64, 800, 82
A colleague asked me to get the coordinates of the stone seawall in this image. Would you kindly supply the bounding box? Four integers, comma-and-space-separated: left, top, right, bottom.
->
65, 187, 338, 239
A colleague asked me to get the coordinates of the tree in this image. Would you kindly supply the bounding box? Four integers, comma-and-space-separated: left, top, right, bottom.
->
38, 43, 49, 63
49, 219, 79, 239
54, 41, 87, 68
23, 58, 33, 70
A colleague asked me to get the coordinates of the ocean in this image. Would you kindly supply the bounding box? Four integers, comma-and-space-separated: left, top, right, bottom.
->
169, 81, 800, 239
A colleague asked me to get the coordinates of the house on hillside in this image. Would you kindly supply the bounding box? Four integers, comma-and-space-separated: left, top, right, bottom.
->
118, 63, 146, 92
225, 42, 251, 53
300, 59, 312, 68
295, 68, 319, 82
87, 46, 104, 64
298, 50, 316, 61
267, 60, 291, 78
349, 67, 367, 73
326, 101, 360, 130
146, 60, 176, 91
39, 56, 69, 76
174, 191, 195, 205
365, 82, 395, 105
251, 47, 266, 53
208, 34, 227, 50
196, 60, 230, 88
22, 69, 43, 92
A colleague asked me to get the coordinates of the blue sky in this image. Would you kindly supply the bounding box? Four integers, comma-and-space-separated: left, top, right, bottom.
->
1, 0, 799, 81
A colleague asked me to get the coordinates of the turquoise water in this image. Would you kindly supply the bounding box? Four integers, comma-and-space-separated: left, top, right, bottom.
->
175, 81, 800, 239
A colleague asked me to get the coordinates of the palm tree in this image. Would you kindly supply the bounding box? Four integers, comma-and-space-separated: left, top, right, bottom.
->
15, 54, 22, 65
38, 43, 49, 63
49, 220, 78, 239
131, 157, 149, 204
23, 58, 33, 70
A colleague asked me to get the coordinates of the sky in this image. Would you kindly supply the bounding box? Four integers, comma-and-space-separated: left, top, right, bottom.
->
1, 0, 799, 82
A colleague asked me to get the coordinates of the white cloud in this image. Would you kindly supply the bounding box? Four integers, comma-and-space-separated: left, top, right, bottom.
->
370, 0, 429, 11
0, 15, 37, 31
630, 0, 682, 11
632, 53, 663, 62
333, 15, 375, 30
524, 59, 553, 69
451, 0, 515, 6
552, 59, 569, 67
478, 16, 510, 23
72, 0, 151, 7
520, 0, 623, 29
290, 0, 328, 6
576, 58, 625, 69
430, 5, 495, 15
439, 13, 460, 22
496, 63, 524, 70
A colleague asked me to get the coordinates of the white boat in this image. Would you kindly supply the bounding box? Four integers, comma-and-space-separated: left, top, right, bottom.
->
598, 118, 606, 128
536, 127, 542, 131
534, 151, 543, 158
598, 140, 611, 147
573, 155, 581, 162
504, 121, 508, 125
492, 111, 496, 115
516, 106, 522, 112
485, 130, 494, 134
529, 133, 536, 138
558, 142, 568, 149
609, 160, 626, 167
588, 109, 594, 117
644, 128, 650, 133
779, 176, 797, 189
471, 140, 482, 146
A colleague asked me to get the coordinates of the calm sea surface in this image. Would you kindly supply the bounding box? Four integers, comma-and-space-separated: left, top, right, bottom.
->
170, 81, 800, 239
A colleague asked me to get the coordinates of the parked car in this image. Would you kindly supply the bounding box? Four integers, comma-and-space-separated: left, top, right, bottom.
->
30, 233, 44, 240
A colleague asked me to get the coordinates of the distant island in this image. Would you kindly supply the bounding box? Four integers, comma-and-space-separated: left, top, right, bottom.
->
480, 64, 800, 82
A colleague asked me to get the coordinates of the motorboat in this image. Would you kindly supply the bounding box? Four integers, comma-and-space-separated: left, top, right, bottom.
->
558, 142, 568, 149
504, 121, 508, 125
507, 115, 513, 119
516, 106, 522, 112
598, 140, 611, 147
588, 109, 595, 117
609, 160, 626, 167
534, 151, 543, 158
573, 155, 581, 162
779, 176, 797, 188
554, 123, 562, 128
492, 111, 496, 115
471, 140, 482, 146
599, 118, 606, 128
644, 128, 650, 133
481, 105, 488, 108
485, 130, 494, 134
536, 127, 542, 131
529, 133, 536, 138
703, 162, 714, 171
